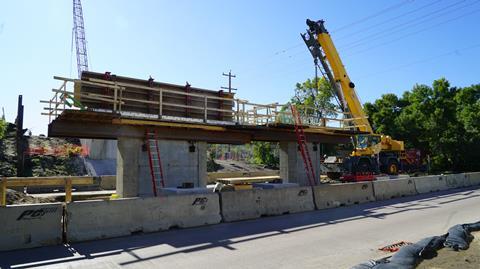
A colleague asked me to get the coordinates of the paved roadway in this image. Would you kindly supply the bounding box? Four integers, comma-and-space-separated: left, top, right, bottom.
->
1, 187, 480, 269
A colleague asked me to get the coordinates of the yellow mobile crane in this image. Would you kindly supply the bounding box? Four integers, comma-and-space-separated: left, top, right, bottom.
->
301, 19, 405, 179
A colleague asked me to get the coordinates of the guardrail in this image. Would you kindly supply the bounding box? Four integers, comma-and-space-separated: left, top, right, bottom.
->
0, 176, 95, 206
41, 76, 367, 131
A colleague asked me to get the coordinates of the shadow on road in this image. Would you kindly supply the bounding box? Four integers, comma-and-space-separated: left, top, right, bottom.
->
0, 187, 479, 268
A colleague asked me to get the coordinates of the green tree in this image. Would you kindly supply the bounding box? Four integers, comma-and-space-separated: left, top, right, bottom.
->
251, 141, 279, 168
363, 93, 403, 138
0, 118, 6, 139
290, 77, 338, 117
364, 78, 480, 172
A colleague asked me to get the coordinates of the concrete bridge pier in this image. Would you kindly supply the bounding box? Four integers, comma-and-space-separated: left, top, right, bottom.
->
279, 141, 322, 186
116, 137, 207, 198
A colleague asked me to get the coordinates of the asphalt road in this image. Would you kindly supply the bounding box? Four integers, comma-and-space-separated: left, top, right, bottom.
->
1, 187, 479, 269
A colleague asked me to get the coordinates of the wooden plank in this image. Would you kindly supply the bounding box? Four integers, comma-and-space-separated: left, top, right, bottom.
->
65, 178, 73, 203
111, 118, 227, 131
216, 176, 280, 184
1, 177, 6, 206
5, 176, 94, 187
208, 171, 279, 180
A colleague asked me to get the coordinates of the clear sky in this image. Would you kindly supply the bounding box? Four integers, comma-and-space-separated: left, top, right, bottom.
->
1, 0, 479, 134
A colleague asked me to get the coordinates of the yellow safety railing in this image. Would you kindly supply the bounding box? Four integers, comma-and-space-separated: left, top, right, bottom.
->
0, 176, 95, 206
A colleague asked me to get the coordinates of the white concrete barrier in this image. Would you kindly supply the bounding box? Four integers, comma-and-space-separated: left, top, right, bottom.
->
413, 175, 449, 193
220, 186, 314, 222
445, 173, 468, 189
66, 198, 140, 242
313, 182, 375, 209
466, 172, 480, 186
66, 193, 222, 242
260, 187, 314, 216
138, 193, 221, 232
0, 203, 63, 251
373, 178, 417, 200
220, 189, 262, 222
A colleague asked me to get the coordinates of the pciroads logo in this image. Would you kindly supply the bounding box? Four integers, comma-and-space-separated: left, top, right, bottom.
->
16, 207, 58, 221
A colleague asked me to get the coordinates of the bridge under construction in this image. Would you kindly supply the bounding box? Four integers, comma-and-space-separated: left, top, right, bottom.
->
42, 71, 363, 197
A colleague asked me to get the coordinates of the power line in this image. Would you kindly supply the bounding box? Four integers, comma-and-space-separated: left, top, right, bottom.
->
273, 43, 304, 56
332, 0, 415, 32
238, 0, 417, 74
238, 1, 476, 82
358, 43, 480, 78
339, 0, 474, 50
334, 0, 444, 42
343, 7, 480, 58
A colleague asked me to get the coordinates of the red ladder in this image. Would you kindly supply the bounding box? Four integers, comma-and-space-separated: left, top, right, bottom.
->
291, 105, 317, 186
145, 129, 165, 196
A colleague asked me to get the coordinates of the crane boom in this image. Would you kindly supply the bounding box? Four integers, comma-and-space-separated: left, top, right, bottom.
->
73, 0, 89, 78
302, 19, 373, 134
301, 19, 406, 178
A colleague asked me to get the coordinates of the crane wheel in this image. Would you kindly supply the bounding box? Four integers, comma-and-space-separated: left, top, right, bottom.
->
357, 158, 372, 173
387, 161, 399, 175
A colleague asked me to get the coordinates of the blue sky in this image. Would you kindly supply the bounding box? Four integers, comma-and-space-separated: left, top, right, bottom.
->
1, 0, 479, 134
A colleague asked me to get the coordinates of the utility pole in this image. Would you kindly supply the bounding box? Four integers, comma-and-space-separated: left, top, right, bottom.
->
221, 71, 236, 158
221, 70, 237, 93
15, 95, 25, 177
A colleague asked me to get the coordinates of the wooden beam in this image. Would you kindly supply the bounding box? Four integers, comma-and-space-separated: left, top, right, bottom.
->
112, 118, 227, 131
216, 176, 280, 184
65, 178, 73, 203
1, 177, 6, 206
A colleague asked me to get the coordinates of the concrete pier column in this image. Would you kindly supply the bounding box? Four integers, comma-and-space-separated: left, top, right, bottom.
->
116, 137, 142, 198
279, 141, 321, 186
117, 137, 208, 197
137, 140, 208, 196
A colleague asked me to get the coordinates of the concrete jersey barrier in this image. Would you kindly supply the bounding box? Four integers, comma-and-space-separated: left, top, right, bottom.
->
373, 178, 417, 200
445, 173, 468, 189
413, 175, 449, 194
313, 182, 375, 209
220, 186, 314, 222
66, 193, 221, 242
0, 203, 63, 251
466, 172, 480, 186
138, 193, 221, 232
260, 186, 314, 216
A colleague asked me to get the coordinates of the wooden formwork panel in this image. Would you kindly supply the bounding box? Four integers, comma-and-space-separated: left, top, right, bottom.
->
75, 71, 235, 121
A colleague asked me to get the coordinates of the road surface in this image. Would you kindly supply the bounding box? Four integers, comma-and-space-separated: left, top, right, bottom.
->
1, 187, 479, 269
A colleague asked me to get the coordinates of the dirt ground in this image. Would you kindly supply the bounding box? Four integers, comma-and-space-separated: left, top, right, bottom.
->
6, 189, 57, 205
0, 122, 86, 177
417, 231, 480, 269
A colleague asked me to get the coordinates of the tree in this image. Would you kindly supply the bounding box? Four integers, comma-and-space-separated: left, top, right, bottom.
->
251, 77, 339, 168
364, 78, 480, 172
251, 142, 279, 168
363, 93, 403, 138
290, 77, 338, 117
0, 118, 6, 140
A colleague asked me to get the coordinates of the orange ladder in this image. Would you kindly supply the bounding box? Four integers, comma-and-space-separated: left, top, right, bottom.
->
291, 105, 317, 186
145, 129, 165, 196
